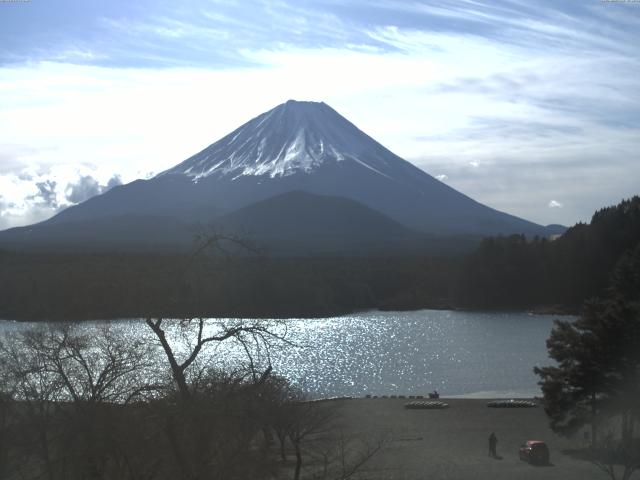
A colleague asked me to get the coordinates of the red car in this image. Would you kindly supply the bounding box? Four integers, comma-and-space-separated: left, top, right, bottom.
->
519, 440, 550, 464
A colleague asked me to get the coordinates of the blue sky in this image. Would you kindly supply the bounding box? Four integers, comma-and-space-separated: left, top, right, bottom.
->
1, 0, 639, 229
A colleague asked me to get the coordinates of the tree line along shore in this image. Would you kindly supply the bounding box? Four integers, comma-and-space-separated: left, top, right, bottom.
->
0, 196, 638, 321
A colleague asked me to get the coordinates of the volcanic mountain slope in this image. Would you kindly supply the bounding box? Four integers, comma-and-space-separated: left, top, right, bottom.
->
0, 100, 558, 253
215, 191, 427, 255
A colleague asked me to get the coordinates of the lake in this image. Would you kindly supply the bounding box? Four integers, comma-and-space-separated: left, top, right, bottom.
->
0, 310, 565, 398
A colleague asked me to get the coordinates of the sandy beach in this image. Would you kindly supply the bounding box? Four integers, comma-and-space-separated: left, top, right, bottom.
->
331, 398, 601, 480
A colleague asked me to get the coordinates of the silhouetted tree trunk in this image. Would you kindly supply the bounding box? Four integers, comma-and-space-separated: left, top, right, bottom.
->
294, 441, 303, 480
145, 317, 281, 401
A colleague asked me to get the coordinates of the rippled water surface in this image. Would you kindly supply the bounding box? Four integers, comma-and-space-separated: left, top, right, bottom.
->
0, 310, 564, 398
276, 310, 561, 398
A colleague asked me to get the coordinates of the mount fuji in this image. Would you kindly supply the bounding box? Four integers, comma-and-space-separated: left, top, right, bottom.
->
0, 100, 560, 254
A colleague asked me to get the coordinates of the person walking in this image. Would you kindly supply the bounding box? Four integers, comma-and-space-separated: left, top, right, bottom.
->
488, 432, 497, 458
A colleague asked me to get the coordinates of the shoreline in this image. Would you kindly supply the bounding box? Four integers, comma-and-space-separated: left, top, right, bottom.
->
333, 391, 542, 401
0, 305, 578, 323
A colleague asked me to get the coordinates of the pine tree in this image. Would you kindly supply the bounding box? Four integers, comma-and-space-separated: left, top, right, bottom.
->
535, 242, 640, 479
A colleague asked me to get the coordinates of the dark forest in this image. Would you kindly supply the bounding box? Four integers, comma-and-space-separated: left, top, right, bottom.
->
1, 197, 638, 321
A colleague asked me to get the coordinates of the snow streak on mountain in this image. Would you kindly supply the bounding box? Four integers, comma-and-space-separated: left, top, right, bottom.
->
159, 100, 405, 181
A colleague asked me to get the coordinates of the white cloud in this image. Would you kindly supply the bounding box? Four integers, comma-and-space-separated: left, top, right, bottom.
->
435, 174, 448, 181
548, 200, 563, 208
0, 166, 123, 229
65, 174, 121, 204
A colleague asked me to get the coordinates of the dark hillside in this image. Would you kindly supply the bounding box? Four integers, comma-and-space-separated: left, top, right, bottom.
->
455, 196, 640, 310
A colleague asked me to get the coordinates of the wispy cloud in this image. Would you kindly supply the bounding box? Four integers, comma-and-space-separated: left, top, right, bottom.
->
0, 0, 638, 227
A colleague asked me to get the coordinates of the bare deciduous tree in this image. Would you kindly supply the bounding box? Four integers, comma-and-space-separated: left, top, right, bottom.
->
0, 324, 158, 480
145, 317, 285, 400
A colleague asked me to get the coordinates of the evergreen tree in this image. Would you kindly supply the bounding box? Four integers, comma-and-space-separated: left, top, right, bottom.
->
535, 242, 640, 478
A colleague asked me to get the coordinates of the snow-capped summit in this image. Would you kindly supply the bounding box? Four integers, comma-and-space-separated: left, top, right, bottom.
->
159, 100, 397, 180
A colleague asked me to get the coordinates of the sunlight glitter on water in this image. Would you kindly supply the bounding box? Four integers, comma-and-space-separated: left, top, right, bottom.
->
0, 310, 565, 398
265, 310, 561, 398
